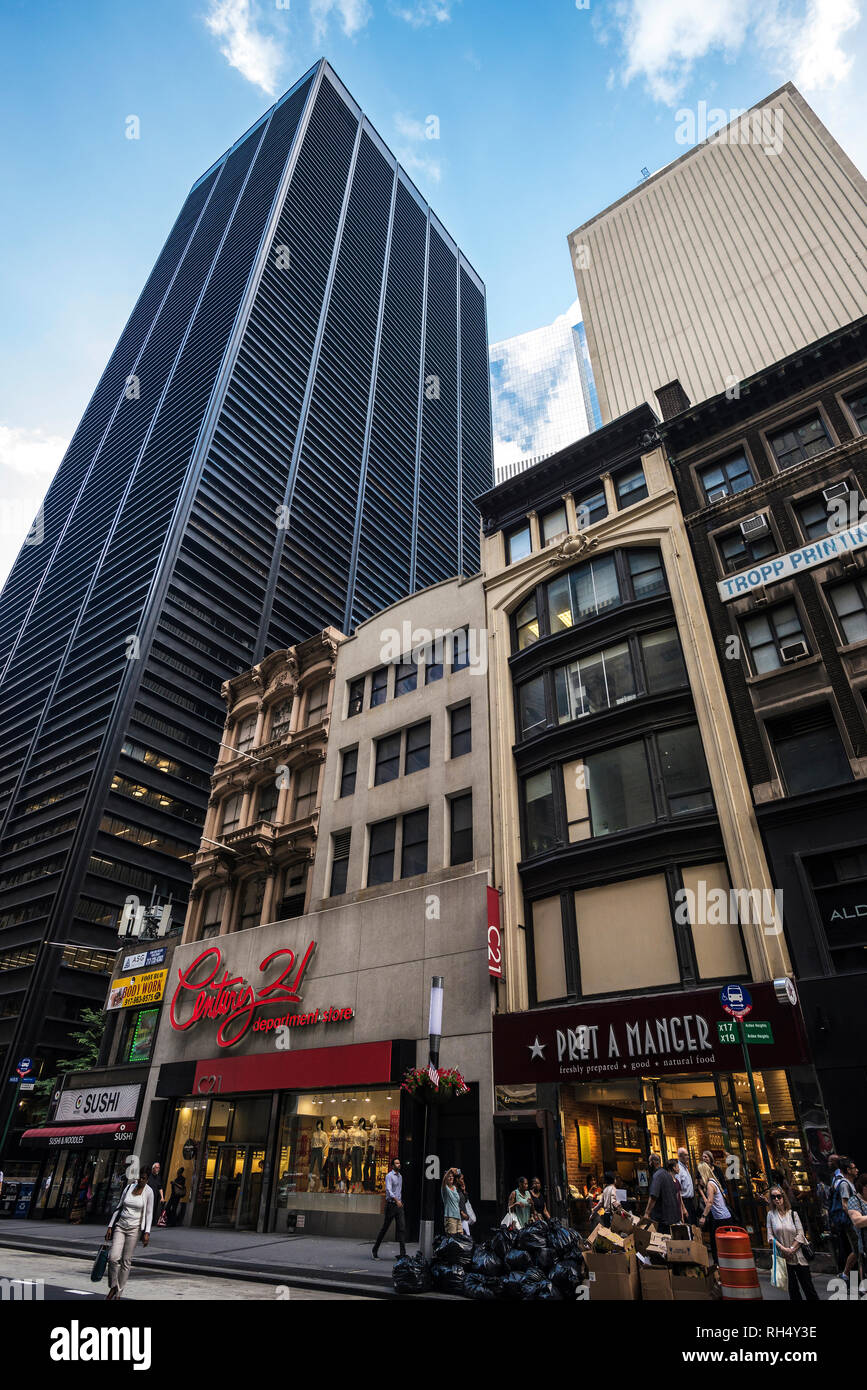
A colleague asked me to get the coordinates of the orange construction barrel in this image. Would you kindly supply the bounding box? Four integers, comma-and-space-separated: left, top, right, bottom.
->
716, 1226, 762, 1301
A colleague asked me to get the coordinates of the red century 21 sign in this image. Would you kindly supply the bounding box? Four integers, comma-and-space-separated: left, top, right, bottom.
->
487, 886, 503, 980
171, 943, 319, 1048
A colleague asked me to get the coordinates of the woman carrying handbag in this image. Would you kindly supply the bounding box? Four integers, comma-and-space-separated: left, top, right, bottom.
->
104, 1164, 154, 1300
766, 1185, 819, 1301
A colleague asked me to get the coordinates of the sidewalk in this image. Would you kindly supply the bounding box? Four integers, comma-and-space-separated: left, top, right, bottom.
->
0, 1218, 407, 1298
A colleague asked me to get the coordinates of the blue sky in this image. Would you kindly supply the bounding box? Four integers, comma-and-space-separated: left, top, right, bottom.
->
1, 0, 866, 582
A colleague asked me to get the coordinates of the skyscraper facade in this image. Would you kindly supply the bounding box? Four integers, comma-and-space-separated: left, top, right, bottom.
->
0, 59, 492, 1152
570, 84, 867, 423
489, 304, 600, 484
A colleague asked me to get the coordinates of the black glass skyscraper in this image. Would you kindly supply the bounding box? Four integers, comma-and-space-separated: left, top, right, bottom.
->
0, 60, 492, 1149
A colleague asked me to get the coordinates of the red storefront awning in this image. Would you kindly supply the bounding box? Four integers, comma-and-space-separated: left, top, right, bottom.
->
21, 1121, 137, 1148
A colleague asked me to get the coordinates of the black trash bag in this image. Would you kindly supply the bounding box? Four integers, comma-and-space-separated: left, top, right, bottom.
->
551, 1258, 581, 1296
393, 1252, 432, 1296
547, 1220, 581, 1257
436, 1232, 474, 1267
504, 1247, 532, 1272
534, 1281, 564, 1300
485, 1276, 504, 1298
515, 1223, 547, 1258
491, 1225, 518, 1263
464, 1272, 498, 1301
501, 1269, 527, 1299
471, 1245, 504, 1277
535, 1245, 555, 1274
430, 1261, 466, 1295
518, 1267, 548, 1299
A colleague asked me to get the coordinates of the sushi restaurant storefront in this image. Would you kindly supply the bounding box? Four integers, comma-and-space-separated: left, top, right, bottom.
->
492, 981, 829, 1241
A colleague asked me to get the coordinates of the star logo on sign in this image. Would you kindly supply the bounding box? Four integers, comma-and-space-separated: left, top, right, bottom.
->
528, 1036, 546, 1060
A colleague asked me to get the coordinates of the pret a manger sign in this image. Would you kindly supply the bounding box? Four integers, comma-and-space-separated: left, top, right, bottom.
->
170, 942, 326, 1048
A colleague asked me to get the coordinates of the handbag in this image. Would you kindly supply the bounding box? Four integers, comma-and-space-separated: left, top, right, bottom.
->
794, 1211, 815, 1261
500, 1210, 519, 1230
90, 1243, 109, 1283
771, 1238, 789, 1291
157, 1207, 168, 1228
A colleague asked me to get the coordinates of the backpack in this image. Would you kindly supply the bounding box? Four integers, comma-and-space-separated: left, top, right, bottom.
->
829, 1175, 850, 1230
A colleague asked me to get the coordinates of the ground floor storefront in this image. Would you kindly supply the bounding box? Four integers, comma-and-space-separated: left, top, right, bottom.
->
492, 980, 831, 1246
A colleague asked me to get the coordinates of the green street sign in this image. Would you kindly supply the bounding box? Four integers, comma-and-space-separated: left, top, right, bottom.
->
717, 1019, 774, 1044
743, 1021, 774, 1044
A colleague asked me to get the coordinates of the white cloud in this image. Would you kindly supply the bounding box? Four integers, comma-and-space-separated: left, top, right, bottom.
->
0, 425, 68, 590
613, 0, 862, 102
310, 0, 373, 41
388, 0, 456, 26
393, 112, 442, 183
204, 0, 285, 95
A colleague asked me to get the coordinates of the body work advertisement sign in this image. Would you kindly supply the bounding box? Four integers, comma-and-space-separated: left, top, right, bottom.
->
107, 968, 167, 1011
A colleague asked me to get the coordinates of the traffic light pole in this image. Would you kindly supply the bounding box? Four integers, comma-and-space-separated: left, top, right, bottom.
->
737, 1021, 773, 1182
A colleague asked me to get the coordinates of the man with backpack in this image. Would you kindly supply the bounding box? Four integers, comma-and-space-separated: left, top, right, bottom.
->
829, 1154, 860, 1279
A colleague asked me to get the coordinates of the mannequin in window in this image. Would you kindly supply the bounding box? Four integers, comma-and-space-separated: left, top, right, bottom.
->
364, 1115, 380, 1192
323, 1116, 339, 1191
330, 1118, 348, 1192
309, 1120, 328, 1193
349, 1118, 366, 1193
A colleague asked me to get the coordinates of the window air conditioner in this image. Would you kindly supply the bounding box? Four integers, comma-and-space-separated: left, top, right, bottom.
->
822, 482, 850, 503
707, 486, 728, 503
740, 513, 770, 539
780, 639, 809, 662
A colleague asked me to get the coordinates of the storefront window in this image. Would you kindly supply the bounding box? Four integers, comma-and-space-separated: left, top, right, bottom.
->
166, 1098, 208, 1227
121, 1006, 160, 1064
271, 1088, 398, 1222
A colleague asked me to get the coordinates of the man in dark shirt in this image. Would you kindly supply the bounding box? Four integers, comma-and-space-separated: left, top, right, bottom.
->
147, 1161, 165, 1222
644, 1156, 685, 1232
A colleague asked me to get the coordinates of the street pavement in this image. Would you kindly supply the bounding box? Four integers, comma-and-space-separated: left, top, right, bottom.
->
0, 1248, 369, 1301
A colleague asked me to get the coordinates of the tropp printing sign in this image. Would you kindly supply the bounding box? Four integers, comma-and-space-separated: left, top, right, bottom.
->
717, 521, 867, 602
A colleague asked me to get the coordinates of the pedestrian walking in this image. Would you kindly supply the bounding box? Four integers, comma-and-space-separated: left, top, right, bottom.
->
645, 1155, 685, 1232
849, 1171, 867, 1275
829, 1153, 860, 1279
530, 1176, 550, 1222
676, 1147, 698, 1225
147, 1161, 165, 1226
601, 1171, 622, 1227
697, 1157, 731, 1262
104, 1166, 154, 1300
507, 1175, 534, 1229
371, 1158, 406, 1259
165, 1168, 187, 1227
766, 1185, 819, 1301
442, 1167, 466, 1235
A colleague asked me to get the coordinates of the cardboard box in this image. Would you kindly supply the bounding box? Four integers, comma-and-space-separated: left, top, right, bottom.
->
645, 1231, 671, 1263
633, 1217, 657, 1255
671, 1268, 715, 1301
611, 1210, 638, 1237
640, 1265, 674, 1301
585, 1226, 640, 1300
667, 1235, 710, 1267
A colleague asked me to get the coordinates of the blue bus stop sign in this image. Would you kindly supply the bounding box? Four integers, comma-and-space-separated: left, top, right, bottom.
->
720, 984, 753, 1019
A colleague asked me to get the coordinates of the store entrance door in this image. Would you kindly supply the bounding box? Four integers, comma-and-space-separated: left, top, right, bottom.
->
208, 1145, 254, 1229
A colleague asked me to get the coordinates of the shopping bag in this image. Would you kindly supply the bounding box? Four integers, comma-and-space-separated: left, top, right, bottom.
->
500, 1210, 519, 1230
464, 1200, 476, 1226
90, 1243, 109, 1283
771, 1239, 788, 1291
157, 1207, 168, 1228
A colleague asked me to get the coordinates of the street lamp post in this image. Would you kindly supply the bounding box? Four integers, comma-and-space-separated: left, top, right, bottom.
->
419, 976, 444, 1259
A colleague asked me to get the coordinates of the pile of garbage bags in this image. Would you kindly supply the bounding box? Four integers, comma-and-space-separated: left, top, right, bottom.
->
393, 1220, 586, 1300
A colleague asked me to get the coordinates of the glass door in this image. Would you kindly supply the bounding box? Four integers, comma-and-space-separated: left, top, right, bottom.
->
208, 1145, 247, 1228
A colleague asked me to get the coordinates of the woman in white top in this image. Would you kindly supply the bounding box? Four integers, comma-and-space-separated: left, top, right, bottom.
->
104, 1165, 154, 1300
697, 1156, 731, 1263
601, 1171, 623, 1227
766, 1186, 818, 1301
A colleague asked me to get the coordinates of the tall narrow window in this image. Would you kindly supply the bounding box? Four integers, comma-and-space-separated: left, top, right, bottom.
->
405, 721, 431, 774
424, 638, 444, 683
395, 658, 417, 697
615, 463, 648, 507
293, 765, 319, 820
238, 876, 266, 932
236, 713, 257, 753
451, 629, 470, 671
368, 819, 396, 886
305, 681, 329, 726
201, 887, 225, 939
257, 779, 279, 822
340, 747, 358, 797
449, 704, 472, 757
522, 771, 557, 855
401, 808, 429, 878
374, 733, 401, 785
347, 678, 365, 717
221, 793, 242, 834
514, 596, 539, 651
370, 667, 388, 707
330, 830, 351, 896
506, 522, 532, 564
541, 504, 568, 544
450, 793, 474, 865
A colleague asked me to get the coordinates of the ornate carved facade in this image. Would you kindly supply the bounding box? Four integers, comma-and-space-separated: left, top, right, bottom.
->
182, 628, 343, 942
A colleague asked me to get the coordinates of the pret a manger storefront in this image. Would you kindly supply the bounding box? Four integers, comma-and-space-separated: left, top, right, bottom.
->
146, 885, 493, 1239
493, 982, 826, 1240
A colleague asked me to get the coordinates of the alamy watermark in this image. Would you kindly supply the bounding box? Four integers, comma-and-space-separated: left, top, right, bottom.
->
675, 102, 784, 158
674, 881, 784, 937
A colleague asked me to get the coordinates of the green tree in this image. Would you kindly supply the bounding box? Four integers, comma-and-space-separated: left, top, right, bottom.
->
32, 1008, 107, 1115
